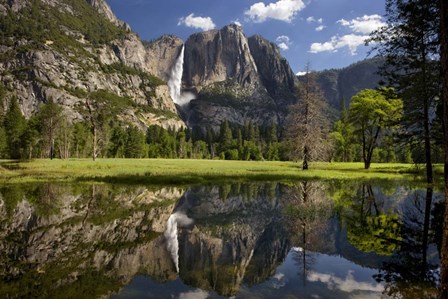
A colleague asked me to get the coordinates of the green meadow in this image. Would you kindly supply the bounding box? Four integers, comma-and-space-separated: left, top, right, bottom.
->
0, 159, 443, 186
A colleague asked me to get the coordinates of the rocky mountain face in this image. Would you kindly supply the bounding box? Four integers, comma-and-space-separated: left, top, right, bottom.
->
0, 1, 300, 133
0, 184, 183, 297
0, 0, 184, 130
175, 183, 291, 296
181, 24, 298, 131
310, 57, 384, 111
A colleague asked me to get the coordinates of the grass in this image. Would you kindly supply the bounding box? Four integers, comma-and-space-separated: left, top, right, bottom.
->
0, 159, 443, 186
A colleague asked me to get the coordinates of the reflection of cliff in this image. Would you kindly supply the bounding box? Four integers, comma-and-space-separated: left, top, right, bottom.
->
175, 183, 290, 296
0, 184, 183, 298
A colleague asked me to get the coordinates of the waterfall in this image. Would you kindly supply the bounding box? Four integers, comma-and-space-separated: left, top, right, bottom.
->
167, 45, 195, 106
164, 214, 180, 272
164, 212, 193, 273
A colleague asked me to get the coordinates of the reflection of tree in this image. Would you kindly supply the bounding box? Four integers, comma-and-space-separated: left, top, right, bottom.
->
374, 188, 439, 298
282, 181, 332, 282
343, 184, 401, 256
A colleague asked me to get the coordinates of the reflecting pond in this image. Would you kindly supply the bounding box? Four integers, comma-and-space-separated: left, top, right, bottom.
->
0, 180, 443, 298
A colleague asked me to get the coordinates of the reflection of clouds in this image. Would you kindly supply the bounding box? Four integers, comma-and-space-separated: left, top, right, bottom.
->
307, 270, 383, 293
292, 246, 303, 252
178, 289, 209, 299
349, 294, 382, 299
271, 272, 287, 289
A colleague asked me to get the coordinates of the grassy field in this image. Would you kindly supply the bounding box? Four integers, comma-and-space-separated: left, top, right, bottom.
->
0, 158, 443, 185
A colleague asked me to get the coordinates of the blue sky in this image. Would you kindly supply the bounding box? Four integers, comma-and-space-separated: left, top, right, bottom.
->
106, 0, 385, 73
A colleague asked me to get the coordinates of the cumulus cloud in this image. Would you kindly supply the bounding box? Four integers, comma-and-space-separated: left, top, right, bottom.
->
306, 16, 323, 23
308, 14, 384, 55
337, 14, 386, 34
276, 35, 291, 50
178, 13, 216, 31
309, 34, 368, 55
306, 16, 315, 23
315, 25, 326, 32
307, 270, 384, 293
296, 71, 307, 76
245, 0, 305, 23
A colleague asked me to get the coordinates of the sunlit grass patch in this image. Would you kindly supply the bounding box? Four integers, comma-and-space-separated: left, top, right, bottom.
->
0, 159, 442, 185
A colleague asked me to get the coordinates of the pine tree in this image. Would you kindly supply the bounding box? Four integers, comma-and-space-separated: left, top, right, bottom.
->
124, 125, 145, 158
38, 98, 64, 159
369, 0, 439, 183
438, 0, 448, 297
72, 122, 90, 158
4, 97, 26, 159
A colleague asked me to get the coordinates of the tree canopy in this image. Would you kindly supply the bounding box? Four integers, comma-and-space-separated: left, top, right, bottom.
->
349, 88, 403, 169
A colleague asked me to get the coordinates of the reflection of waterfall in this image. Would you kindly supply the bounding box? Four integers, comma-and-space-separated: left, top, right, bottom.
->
164, 212, 193, 273
167, 46, 195, 106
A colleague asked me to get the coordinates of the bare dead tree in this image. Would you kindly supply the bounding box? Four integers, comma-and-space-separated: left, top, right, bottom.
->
285, 65, 330, 169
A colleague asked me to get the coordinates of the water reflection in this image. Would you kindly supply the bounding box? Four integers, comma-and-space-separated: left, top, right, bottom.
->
0, 181, 442, 298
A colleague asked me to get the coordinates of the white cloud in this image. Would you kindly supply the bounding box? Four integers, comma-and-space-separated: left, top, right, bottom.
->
245, 0, 305, 23
306, 16, 315, 23
315, 25, 326, 32
309, 14, 383, 55
232, 20, 242, 26
307, 270, 384, 293
178, 13, 216, 31
337, 14, 386, 34
276, 35, 291, 51
296, 71, 307, 76
309, 34, 369, 55
179, 289, 209, 299
277, 42, 289, 50
306, 16, 323, 24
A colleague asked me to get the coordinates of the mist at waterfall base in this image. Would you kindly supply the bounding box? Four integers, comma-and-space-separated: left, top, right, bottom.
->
164, 212, 193, 273
168, 46, 195, 106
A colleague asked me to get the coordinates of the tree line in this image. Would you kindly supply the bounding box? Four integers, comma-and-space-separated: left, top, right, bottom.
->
0, 84, 441, 166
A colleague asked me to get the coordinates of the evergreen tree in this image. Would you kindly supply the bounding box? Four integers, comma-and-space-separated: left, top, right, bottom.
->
438, 0, 448, 297
108, 126, 126, 158
369, 0, 439, 183
21, 115, 41, 159
4, 97, 26, 159
267, 120, 278, 144
0, 126, 6, 158
219, 120, 233, 151
72, 122, 90, 158
124, 125, 145, 158
38, 98, 64, 159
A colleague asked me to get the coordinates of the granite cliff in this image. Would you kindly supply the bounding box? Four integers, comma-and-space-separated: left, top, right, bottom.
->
0, 0, 184, 130
182, 24, 297, 131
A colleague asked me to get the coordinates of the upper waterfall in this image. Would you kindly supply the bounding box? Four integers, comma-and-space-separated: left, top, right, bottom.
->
167, 45, 195, 106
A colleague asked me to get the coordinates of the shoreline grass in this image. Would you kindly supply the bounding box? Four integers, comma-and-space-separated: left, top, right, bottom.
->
0, 159, 443, 186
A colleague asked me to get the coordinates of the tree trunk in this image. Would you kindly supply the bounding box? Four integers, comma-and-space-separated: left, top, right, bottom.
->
422, 188, 433, 279
423, 97, 433, 184
92, 126, 97, 161
439, 0, 448, 297
303, 145, 309, 170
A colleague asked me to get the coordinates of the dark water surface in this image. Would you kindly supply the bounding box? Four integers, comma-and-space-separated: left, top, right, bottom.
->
0, 180, 442, 298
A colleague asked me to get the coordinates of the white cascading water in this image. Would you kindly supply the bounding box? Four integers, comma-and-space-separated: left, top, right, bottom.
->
164, 212, 193, 273
164, 214, 180, 272
167, 45, 195, 106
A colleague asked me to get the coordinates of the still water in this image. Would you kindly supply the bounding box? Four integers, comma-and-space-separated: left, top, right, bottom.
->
0, 180, 442, 298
